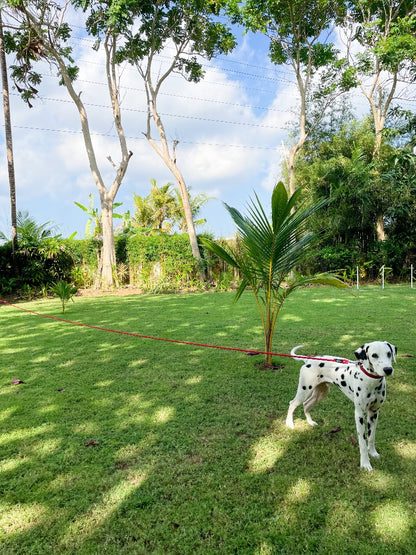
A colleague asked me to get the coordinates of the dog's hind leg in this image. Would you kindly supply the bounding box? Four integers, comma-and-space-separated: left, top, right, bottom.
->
286, 370, 316, 428
302, 382, 330, 426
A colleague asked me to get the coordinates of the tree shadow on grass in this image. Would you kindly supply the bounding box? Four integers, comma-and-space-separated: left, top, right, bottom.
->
1, 290, 415, 553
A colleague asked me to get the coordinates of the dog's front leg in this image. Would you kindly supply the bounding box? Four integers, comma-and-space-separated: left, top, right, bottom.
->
355, 408, 372, 470
367, 410, 380, 459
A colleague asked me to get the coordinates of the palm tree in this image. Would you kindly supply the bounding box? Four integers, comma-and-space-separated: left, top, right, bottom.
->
132, 180, 177, 235
173, 187, 210, 233
147, 180, 177, 233
201, 182, 347, 367
0, 9, 17, 255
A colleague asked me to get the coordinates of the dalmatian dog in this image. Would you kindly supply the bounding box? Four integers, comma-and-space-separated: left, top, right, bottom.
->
285, 341, 397, 470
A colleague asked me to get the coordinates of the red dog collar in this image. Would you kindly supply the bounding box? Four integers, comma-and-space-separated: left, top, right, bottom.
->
358, 362, 383, 379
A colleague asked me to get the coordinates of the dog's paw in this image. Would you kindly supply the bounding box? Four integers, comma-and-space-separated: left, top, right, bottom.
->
360, 461, 373, 471
285, 419, 295, 429
369, 450, 380, 459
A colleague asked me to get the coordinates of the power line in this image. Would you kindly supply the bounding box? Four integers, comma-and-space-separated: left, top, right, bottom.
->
12, 92, 289, 131
68, 57, 295, 101
69, 31, 296, 85
64, 67, 291, 113
12, 124, 282, 151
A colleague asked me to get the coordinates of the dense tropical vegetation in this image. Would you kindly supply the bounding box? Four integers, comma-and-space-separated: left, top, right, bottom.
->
0, 0, 416, 295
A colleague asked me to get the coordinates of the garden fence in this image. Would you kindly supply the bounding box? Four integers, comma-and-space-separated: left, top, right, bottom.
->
355, 264, 414, 290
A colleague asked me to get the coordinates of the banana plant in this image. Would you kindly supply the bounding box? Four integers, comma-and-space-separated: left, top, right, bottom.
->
201, 182, 347, 367
74, 194, 123, 239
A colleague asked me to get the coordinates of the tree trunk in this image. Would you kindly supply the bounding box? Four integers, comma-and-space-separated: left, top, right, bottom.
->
13, 9, 132, 289
287, 143, 299, 197
0, 10, 17, 255
376, 213, 386, 242
144, 88, 205, 280
98, 196, 117, 289
168, 160, 204, 275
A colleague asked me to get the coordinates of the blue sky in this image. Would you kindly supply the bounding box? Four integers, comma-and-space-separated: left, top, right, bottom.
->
1, 11, 410, 242
0, 11, 303, 241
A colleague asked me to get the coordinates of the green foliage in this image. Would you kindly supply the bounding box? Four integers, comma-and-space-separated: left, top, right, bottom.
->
201, 182, 347, 365
132, 180, 178, 234
295, 111, 416, 275
351, 7, 416, 75
239, 0, 346, 73
50, 280, 78, 312
132, 180, 210, 235
84, 0, 236, 79
127, 233, 203, 292
3, 3, 77, 107
0, 212, 75, 295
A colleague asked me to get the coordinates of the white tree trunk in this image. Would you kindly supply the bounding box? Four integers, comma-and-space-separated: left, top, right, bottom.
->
143, 78, 205, 279
17, 8, 133, 288
99, 196, 117, 289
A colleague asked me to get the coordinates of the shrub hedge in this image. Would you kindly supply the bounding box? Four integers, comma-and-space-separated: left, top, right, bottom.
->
1, 233, 414, 296
0, 234, 237, 295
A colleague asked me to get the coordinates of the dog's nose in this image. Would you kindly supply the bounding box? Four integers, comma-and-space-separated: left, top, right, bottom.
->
384, 367, 393, 376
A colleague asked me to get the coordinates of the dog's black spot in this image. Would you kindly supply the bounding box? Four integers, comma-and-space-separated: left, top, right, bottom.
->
320, 374, 323, 378
358, 387, 361, 391
309, 385, 312, 390
356, 392, 359, 397
382, 390, 386, 396
359, 417, 364, 425
319, 362, 325, 367
349, 386, 354, 392
302, 386, 307, 390
335, 367, 339, 372
341, 380, 347, 387
367, 392, 371, 398
341, 374, 345, 380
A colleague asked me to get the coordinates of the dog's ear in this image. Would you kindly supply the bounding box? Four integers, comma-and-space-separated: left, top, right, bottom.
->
386, 342, 397, 363
354, 345, 367, 360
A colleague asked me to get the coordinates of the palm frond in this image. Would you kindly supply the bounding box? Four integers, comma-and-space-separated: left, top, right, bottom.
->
201, 183, 347, 365
200, 237, 238, 268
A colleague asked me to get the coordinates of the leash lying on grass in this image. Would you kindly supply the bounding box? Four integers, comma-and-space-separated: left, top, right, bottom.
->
1, 299, 413, 361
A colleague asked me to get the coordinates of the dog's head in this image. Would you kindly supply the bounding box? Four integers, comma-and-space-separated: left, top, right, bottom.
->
354, 341, 397, 377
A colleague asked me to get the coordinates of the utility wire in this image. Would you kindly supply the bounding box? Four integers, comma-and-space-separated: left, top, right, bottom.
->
12, 124, 282, 151
14, 92, 288, 130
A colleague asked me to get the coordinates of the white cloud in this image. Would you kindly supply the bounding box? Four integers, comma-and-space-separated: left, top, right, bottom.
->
0, 15, 304, 239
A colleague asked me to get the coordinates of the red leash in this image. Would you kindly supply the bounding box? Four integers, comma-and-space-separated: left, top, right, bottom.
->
0, 299, 351, 364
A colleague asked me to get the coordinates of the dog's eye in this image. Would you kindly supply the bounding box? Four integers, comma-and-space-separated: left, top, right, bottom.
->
372, 353, 379, 359
387, 352, 392, 358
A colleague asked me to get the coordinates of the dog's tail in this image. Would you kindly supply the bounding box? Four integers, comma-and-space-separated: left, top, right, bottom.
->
290, 345, 305, 361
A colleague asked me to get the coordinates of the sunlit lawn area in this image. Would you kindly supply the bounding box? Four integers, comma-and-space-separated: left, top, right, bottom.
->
1, 285, 416, 553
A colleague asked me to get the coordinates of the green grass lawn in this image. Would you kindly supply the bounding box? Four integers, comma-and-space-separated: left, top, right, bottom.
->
1, 286, 416, 554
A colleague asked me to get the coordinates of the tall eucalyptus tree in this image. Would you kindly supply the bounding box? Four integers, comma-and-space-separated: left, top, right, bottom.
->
3, 0, 132, 288
233, 0, 351, 195
106, 0, 236, 275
